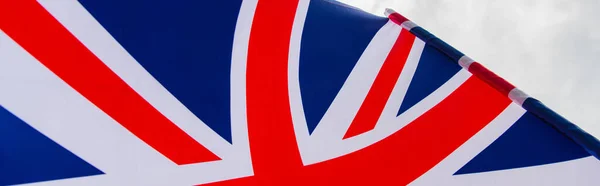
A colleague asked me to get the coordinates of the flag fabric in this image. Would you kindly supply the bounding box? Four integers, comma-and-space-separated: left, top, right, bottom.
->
1, 0, 599, 185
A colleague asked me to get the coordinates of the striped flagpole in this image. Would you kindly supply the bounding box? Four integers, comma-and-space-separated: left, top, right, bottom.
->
384, 8, 600, 160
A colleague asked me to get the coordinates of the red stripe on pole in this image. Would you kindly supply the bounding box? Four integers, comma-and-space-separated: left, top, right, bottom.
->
468, 62, 516, 96
0, 0, 219, 165
343, 29, 416, 139
388, 12, 409, 25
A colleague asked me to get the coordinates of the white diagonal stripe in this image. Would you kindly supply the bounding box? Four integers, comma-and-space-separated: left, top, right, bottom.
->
376, 38, 425, 130
38, 0, 233, 159
0, 29, 173, 177
289, 18, 472, 164
309, 20, 402, 141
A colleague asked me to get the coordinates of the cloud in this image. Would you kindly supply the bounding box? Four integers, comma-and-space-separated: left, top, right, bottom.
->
339, 0, 600, 137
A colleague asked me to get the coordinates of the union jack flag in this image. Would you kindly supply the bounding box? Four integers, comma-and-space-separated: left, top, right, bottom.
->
1, 0, 599, 185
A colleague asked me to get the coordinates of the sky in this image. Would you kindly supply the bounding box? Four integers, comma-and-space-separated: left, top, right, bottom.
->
339, 0, 600, 138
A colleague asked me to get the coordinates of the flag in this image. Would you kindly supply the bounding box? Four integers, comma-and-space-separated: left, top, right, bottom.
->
1, 0, 599, 185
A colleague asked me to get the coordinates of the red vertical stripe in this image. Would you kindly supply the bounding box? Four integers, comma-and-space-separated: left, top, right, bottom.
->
203, 0, 302, 185
244, 0, 302, 184
0, 0, 219, 165
344, 29, 416, 139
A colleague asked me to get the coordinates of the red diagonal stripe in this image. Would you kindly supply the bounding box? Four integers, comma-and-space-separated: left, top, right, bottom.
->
0, 0, 219, 165
343, 28, 416, 139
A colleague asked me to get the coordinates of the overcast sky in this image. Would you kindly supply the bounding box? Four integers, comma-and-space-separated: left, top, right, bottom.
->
339, 0, 600, 138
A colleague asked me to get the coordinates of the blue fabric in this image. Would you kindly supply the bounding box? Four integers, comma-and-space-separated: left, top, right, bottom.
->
78, 0, 244, 143
397, 44, 461, 116
299, 0, 388, 134
455, 112, 590, 175
0, 106, 103, 185
522, 98, 600, 160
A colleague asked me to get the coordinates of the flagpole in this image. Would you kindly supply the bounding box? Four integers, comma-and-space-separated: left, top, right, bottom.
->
384, 8, 600, 160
